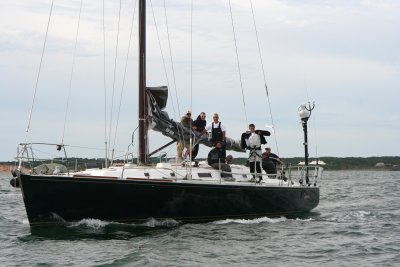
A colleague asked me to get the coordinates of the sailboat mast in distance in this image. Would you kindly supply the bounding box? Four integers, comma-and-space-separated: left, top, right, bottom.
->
138, 0, 148, 164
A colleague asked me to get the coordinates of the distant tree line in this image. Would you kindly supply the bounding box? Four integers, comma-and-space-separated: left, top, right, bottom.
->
228, 157, 398, 170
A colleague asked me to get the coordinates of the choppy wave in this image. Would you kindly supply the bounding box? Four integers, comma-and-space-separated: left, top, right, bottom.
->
1, 171, 399, 266
68, 218, 110, 229
66, 217, 179, 230
326, 210, 377, 223
214, 216, 287, 224
140, 218, 179, 227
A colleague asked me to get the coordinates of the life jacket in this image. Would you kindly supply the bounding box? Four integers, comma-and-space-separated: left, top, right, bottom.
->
211, 122, 223, 143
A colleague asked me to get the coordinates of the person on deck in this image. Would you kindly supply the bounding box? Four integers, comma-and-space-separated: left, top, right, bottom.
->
191, 112, 207, 159
207, 141, 232, 177
241, 123, 267, 181
262, 147, 281, 175
177, 110, 194, 159
201, 113, 226, 145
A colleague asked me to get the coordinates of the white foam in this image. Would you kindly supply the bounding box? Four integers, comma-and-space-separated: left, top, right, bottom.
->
329, 210, 375, 222
215, 216, 287, 225
295, 217, 314, 222
349, 210, 375, 220
69, 218, 109, 229
141, 218, 179, 227
357, 210, 372, 217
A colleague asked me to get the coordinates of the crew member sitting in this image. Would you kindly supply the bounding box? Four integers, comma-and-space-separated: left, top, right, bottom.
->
262, 147, 281, 175
207, 141, 232, 178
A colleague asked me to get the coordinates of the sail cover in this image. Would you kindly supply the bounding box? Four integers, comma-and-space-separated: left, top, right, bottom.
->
146, 86, 245, 152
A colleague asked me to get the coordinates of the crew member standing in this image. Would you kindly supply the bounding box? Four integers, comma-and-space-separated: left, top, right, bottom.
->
241, 123, 267, 181
201, 113, 226, 145
177, 110, 194, 159
192, 112, 207, 159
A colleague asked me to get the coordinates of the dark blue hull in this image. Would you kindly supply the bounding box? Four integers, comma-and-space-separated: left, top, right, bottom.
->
20, 174, 319, 227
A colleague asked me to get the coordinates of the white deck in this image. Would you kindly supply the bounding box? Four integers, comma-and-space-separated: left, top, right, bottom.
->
70, 161, 322, 188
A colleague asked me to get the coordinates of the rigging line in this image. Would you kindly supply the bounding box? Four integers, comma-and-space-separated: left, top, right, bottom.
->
149, 0, 178, 120
61, 0, 83, 145
103, 0, 108, 167
150, 0, 183, 151
164, 0, 185, 149
249, 0, 279, 155
228, 0, 248, 126
163, 0, 181, 118
107, 0, 123, 162
150, 0, 176, 120
190, 0, 193, 112
25, 0, 55, 138
189, 0, 193, 162
149, 2, 184, 160
112, 0, 138, 156
68, 144, 125, 152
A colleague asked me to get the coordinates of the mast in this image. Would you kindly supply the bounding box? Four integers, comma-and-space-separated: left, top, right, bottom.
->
138, 0, 148, 164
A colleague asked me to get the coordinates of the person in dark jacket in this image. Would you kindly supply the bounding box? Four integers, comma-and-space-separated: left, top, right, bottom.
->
192, 112, 207, 159
207, 141, 231, 177
262, 147, 281, 175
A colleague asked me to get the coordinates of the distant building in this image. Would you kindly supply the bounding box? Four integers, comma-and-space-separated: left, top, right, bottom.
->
375, 162, 385, 167
298, 160, 326, 166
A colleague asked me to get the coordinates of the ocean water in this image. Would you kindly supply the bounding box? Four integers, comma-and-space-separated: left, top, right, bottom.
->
0, 171, 399, 266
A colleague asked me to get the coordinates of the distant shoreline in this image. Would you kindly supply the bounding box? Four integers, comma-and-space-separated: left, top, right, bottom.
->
0, 165, 14, 173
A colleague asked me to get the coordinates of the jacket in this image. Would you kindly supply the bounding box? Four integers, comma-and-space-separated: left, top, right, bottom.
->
207, 147, 226, 165
241, 131, 267, 149
193, 116, 206, 132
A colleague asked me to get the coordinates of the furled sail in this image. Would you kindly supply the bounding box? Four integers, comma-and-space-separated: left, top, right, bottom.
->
146, 86, 244, 152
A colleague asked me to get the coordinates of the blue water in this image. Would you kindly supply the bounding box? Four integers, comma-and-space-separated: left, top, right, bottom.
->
1, 171, 399, 266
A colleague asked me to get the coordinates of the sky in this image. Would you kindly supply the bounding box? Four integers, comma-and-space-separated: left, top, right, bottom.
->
1, 0, 399, 162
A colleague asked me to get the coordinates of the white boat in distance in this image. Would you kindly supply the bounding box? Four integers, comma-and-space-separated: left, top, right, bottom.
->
298, 160, 326, 166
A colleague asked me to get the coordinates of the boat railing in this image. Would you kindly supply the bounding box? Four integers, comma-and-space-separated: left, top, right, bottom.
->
219, 164, 322, 186
14, 142, 113, 174
139, 151, 323, 185
14, 143, 69, 173
285, 164, 323, 186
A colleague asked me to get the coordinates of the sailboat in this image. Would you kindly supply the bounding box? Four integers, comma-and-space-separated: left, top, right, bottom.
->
12, 0, 322, 227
